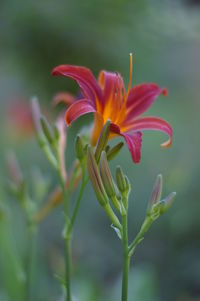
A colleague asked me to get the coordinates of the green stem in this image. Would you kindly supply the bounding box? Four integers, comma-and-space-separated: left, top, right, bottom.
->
128, 216, 153, 257
65, 235, 72, 301
69, 171, 88, 232
57, 170, 72, 301
104, 203, 122, 230
121, 213, 130, 301
26, 225, 37, 301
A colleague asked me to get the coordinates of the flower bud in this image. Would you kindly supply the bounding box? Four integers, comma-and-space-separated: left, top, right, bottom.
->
124, 175, 131, 195
75, 135, 85, 161
40, 116, 54, 145
99, 151, 116, 198
31, 97, 42, 135
147, 174, 163, 215
6, 151, 23, 186
116, 166, 127, 193
105, 145, 110, 153
87, 146, 108, 206
95, 120, 110, 163
107, 142, 124, 161
53, 124, 60, 141
160, 192, 176, 214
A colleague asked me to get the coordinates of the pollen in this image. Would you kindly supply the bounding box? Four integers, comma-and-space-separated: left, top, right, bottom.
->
125, 53, 133, 102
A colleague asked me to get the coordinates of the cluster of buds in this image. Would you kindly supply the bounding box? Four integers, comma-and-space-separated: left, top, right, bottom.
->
128, 174, 176, 256
86, 120, 176, 248
147, 174, 176, 220
86, 120, 129, 231
30, 97, 84, 223
31, 97, 65, 172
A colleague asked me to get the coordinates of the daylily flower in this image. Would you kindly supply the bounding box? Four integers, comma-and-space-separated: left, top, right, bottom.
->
52, 54, 172, 163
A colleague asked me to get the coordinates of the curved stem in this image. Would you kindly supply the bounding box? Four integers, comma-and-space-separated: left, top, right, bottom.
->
121, 213, 130, 301
128, 216, 153, 257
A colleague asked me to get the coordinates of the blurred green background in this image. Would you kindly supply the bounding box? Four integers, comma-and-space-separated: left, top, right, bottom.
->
0, 0, 200, 300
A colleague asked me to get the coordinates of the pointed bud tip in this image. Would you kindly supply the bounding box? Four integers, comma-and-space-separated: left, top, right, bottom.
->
95, 120, 111, 163
107, 142, 124, 161
147, 174, 163, 215
87, 146, 108, 206
30, 97, 42, 134
161, 138, 172, 148
160, 191, 176, 214
75, 135, 85, 161
100, 151, 116, 199
40, 116, 54, 144
116, 166, 127, 193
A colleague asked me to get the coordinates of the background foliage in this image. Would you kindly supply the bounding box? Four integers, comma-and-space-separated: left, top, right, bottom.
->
0, 0, 200, 300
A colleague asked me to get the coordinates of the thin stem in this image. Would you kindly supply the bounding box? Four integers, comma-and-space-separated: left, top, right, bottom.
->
121, 213, 130, 301
57, 169, 72, 301
26, 225, 38, 301
103, 203, 122, 230
69, 171, 88, 232
65, 235, 72, 301
128, 216, 153, 257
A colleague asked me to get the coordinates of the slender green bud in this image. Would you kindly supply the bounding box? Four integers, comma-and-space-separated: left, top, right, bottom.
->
75, 135, 85, 161
107, 142, 124, 161
95, 120, 110, 163
31, 97, 42, 135
99, 151, 121, 211
40, 116, 54, 145
87, 146, 108, 206
116, 166, 126, 193
100, 151, 116, 198
160, 192, 176, 214
53, 124, 60, 141
124, 175, 131, 194
105, 145, 110, 153
147, 174, 163, 215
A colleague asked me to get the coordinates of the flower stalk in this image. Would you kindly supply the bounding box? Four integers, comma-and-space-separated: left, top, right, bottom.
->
87, 144, 176, 301
31, 99, 92, 301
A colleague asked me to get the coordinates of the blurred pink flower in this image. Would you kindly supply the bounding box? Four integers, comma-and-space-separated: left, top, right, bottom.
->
6, 99, 34, 138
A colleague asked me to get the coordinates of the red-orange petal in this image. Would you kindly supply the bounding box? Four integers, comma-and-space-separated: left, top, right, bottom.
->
65, 99, 96, 126
52, 65, 102, 104
123, 116, 173, 148
125, 83, 167, 121
110, 123, 143, 163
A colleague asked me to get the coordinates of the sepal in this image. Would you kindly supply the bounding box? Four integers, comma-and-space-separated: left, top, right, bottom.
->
111, 224, 122, 240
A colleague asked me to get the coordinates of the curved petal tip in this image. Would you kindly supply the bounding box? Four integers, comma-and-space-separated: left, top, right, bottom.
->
161, 88, 168, 96
161, 138, 172, 148
64, 99, 96, 127
51, 66, 60, 76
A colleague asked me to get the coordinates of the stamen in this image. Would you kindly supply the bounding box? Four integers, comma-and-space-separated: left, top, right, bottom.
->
125, 53, 133, 102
